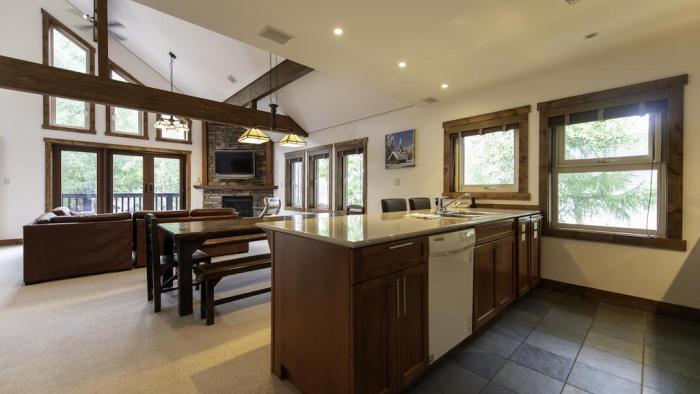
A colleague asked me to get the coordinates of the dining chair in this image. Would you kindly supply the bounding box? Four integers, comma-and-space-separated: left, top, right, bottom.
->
381, 198, 407, 213
409, 197, 431, 210
145, 213, 210, 312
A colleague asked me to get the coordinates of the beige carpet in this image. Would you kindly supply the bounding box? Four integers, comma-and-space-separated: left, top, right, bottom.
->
0, 244, 299, 394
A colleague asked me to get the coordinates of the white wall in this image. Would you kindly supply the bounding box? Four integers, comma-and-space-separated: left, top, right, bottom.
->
274, 21, 700, 309
0, 0, 204, 239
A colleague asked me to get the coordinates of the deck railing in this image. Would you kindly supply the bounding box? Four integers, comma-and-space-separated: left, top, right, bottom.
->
61, 193, 180, 213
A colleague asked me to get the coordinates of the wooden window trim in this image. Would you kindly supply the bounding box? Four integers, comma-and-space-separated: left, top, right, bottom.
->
537, 75, 688, 251
334, 137, 368, 212
41, 9, 96, 134
307, 144, 333, 211
105, 62, 149, 140
284, 149, 306, 211
44, 138, 191, 212
155, 113, 193, 144
443, 105, 530, 200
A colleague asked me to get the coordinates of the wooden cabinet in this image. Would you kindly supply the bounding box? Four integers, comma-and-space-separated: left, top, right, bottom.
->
517, 217, 531, 297
352, 240, 428, 394
474, 219, 515, 331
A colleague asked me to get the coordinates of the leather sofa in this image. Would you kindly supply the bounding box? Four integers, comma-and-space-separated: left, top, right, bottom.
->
132, 208, 243, 268
23, 210, 133, 284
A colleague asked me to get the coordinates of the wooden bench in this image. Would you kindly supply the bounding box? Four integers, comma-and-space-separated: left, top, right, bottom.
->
194, 253, 272, 325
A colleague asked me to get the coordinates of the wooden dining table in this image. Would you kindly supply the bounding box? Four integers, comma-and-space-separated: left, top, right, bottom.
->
158, 213, 328, 316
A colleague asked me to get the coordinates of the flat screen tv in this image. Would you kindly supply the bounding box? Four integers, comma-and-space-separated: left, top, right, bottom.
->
214, 150, 256, 178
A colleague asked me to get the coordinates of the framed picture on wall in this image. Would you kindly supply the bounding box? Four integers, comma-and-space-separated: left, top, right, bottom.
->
385, 129, 415, 169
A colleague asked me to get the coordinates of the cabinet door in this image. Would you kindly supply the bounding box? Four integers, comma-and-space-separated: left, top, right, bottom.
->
496, 235, 516, 308
474, 242, 497, 330
395, 263, 428, 390
530, 216, 542, 287
517, 218, 530, 298
353, 275, 396, 394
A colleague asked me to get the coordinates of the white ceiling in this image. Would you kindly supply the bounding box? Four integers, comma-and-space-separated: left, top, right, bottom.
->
130, 0, 700, 105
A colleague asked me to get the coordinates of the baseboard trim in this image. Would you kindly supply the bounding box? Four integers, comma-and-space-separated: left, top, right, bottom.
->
540, 279, 700, 324
0, 238, 23, 246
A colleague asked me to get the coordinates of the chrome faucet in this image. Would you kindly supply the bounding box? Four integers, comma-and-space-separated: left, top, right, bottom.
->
437, 192, 474, 213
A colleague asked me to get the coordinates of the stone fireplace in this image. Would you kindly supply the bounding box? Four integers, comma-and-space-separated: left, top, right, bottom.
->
197, 124, 276, 216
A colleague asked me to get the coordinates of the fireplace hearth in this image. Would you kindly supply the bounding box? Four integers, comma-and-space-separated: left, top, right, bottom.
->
222, 196, 255, 217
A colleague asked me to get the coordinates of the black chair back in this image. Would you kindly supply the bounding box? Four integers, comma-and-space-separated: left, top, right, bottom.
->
381, 198, 407, 213
409, 198, 431, 211
144, 213, 158, 303
346, 204, 365, 215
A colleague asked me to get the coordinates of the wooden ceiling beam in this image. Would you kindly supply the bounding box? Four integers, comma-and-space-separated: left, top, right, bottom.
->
224, 59, 313, 107
0, 55, 308, 136
96, 0, 109, 78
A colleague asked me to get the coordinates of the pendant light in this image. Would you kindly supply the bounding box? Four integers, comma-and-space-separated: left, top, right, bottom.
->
238, 53, 274, 145
278, 130, 306, 147
154, 52, 190, 135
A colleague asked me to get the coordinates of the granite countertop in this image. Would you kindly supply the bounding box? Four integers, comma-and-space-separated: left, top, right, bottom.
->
256, 208, 540, 248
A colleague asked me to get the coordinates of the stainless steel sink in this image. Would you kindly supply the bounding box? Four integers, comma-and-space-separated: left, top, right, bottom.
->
436, 210, 494, 218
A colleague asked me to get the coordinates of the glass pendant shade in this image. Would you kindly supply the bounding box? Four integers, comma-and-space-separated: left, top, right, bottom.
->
238, 127, 270, 144
278, 132, 306, 147
173, 118, 189, 133
154, 115, 174, 130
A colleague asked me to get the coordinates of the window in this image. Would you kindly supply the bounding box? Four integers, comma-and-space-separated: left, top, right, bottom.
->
443, 106, 530, 199
156, 114, 192, 144
307, 145, 332, 211
47, 139, 189, 213
284, 150, 305, 210
42, 10, 95, 133
106, 64, 148, 139
538, 75, 687, 251
335, 138, 367, 211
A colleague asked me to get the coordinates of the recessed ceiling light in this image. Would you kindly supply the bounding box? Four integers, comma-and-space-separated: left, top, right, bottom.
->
441, 83, 449, 89
333, 27, 343, 36
585, 32, 599, 39
398, 61, 407, 69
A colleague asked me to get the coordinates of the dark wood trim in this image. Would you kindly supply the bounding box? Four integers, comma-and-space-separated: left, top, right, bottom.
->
224, 60, 313, 107
537, 75, 688, 245
96, 0, 109, 78
284, 149, 306, 210
539, 279, 700, 324
544, 229, 687, 251
193, 184, 278, 190
44, 138, 191, 155
443, 105, 530, 199
201, 121, 209, 185
106, 62, 149, 139
1, 54, 308, 136
41, 9, 96, 134
0, 239, 23, 246
334, 138, 369, 212
155, 114, 193, 144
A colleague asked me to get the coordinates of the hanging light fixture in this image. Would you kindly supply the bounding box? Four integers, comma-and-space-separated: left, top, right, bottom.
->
237, 125, 271, 144
154, 52, 190, 135
278, 130, 306, 147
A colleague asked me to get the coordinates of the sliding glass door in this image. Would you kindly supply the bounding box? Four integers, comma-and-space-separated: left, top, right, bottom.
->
111, 153, 145, 213
154, 157, 182, 211
58, 149, 99, 213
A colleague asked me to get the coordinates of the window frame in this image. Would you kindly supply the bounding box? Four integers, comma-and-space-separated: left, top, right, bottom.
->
307, 144, 333, 211
41, 9, 96, 134
284, 149, 306, 210
456, 126, 519, 192
538, 75, 688, 251
45, 138, 191, 213
443, 105, 530, 200
155, 113, 193, 144
334, 138, 368, 212
105, 62, 149, 139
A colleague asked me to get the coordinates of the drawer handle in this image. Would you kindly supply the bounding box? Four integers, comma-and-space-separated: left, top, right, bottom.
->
396, 278, 400, 318
389, 242, 414, 250
403, 276, 407, 316
534, 230, 538, 239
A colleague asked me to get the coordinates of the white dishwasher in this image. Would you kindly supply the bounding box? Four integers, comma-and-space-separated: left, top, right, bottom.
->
428, 229, 475, 363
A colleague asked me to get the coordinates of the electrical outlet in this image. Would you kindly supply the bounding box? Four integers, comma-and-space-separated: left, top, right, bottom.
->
394, 177, 400, 186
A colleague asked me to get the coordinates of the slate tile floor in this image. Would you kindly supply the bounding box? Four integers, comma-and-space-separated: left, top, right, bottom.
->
409, 288, 700, 394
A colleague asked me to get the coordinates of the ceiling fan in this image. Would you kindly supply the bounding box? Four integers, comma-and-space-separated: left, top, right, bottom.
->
68, 0, 127, 42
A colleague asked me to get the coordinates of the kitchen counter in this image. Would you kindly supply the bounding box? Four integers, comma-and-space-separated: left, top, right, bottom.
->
256, 208, 539, 248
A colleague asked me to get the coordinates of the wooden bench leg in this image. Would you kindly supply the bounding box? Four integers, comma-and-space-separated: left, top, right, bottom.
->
205, 280, 215, 326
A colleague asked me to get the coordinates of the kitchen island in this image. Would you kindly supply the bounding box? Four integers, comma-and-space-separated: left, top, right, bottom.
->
257, 208, 540, 394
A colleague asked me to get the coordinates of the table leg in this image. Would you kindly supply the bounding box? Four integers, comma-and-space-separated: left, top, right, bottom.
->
178, 241, 197, 316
